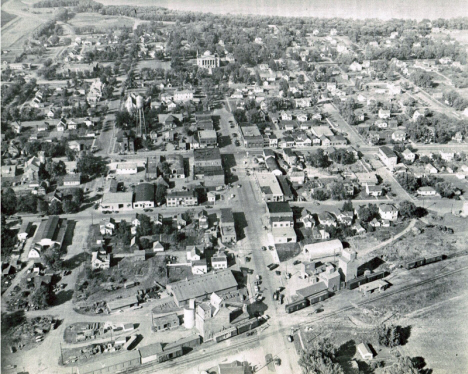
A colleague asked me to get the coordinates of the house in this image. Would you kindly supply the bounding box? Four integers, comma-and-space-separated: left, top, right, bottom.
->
439, 151, 455, 162
91, 252, 110, 270
63, 173, 82, 186
153, 241, 164, 252
366, 184, 383, 197
116, 162, 138, 175
369, 218, 381, 228
100, 217, 117, 235
392, 130, 406, 142
425, 164, 438, 174
417, 186, 437, 196
378, 109, 391, 119
379, 204, 398, 221
402, 149, 415, 163
187, 245, 203, 262
317, 211, 336, 227
349, 61, 362, 72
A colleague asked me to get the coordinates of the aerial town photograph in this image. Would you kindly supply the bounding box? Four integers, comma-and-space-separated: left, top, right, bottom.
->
1, 0, 468, 373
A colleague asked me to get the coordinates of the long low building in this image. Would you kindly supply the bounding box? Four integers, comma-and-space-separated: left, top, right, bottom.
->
77, 350, 141, 374
301, 239, 343, 257
100, 192, 134, 211
166, 269, 238, 307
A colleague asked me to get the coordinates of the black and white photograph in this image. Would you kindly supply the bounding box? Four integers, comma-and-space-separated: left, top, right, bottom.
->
1, 0, 468, 373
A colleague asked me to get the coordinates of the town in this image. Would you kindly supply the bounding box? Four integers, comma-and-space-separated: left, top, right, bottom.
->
2, 1, 468, 374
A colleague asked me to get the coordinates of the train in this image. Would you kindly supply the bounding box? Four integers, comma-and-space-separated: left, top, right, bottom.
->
346, 270, 389, 290
404, 254, 444, 270
284, 290, 329, 314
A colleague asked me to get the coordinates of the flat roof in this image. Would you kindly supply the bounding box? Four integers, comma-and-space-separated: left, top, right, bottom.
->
267, 202, 292, 214
379, 146, 396, 158
220, 208, 234, 223
134, 183, 155, 202
167, 269, 237, 302
199, 130, 217, 139
116, 162, 137, 169
101, 192, 134, 204
107, 295, 138, 310
258, 174, 283, 196
139, 342, 164, 358
194, 147, 221, 161
241, 125, 262, 138
78, 350, 140, 374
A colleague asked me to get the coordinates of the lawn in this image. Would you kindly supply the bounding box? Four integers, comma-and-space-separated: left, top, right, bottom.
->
69, 13, 135, 30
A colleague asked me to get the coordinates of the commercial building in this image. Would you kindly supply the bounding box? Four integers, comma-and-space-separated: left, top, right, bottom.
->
166, 190, 198, 207
257, 173, 284, 202
162, 154, 185, 179
295, 282, 329, 304
139, 342, 183, 364
211, 252, 228, 270
106, 295, 139, 313
166, 269, 238, 307
198, 130, 217, 148
379, 146, 398, 171
33, 216, 68, 249
152, 312, 180, 332
219, 208, 237, 243
174, 90, 194, 102
133, 183, 155, 209
146, 158, 159, 179
193, 148, 224, 187
100, 192, 134, 211
240, 125, 263, 148
194, 148, 222, 167
116, 162, 138, 175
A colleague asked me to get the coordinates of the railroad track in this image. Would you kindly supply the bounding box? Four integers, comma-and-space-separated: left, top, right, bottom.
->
118, 262, 468, 374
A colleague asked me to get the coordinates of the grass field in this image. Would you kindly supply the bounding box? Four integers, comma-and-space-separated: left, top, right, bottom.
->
1, 10, 17, 26
69, 13, 135, 30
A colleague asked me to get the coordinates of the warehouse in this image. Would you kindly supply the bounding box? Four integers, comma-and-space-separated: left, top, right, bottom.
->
166, 269, 238, 307
301, 239, 343, 257
77, 350, 141, 374
152, 313, 180, 332
106, 295, 139, 313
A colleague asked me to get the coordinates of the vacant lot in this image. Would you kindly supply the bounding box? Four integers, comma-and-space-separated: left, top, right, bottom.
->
1, 10, 17, 26
69, 13, 135, 31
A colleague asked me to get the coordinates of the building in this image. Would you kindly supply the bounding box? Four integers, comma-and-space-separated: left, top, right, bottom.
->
162, 154, 185, 179
357, 343, 374, 360
318, 264, 341, 292
379, 146, 398, 171
33, 216, 68, 249
194, 148, 222, 167
266, 202, 296, 244
146, 158, 159, 179
295, 282, 329, 304
166, 190, 198, 207
166, 269, 238, 307
338, 248, 358, 281
77, 350, 141, 374
192, 259, 208, 275
257, 173, 284, 202
220, 208, 237, 243
116, 162, 138, 175
402, 149, 415, 163
218, 361, 250, 374
198, 130, 218, 148
277, 175, 294, 201
17, 221, 33, 241
152, 313, 180, 332
174, 90, 194, 102
133, 183, 155, 209
106, 295, 139, 313
417, 186, 437, 196
197, 51, 220, 69
100, 192, 134, 211
302, 239, 343, 257
91, 252, 110, 270
211, 252, 228, 270
63, 173, 82, 186
193, 148, 225, 186
240, 125, 263, 148
379, 204, 398, 221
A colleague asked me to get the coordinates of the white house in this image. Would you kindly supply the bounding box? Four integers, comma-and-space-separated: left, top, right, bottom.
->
116, 162, 138, 175
378, 204, 398, 222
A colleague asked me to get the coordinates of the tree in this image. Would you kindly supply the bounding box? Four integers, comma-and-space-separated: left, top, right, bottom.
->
77, 155, 107, 178
395, 172, 419, 193
329, 182, 347, 201
42, 246, 63, 271
116, 220, 132, 245
398, 200, 417, 218
342, 200, 353, 212
307, 149, 330, 168
312, 189, 330, 201
299, 338, 344, 374
155, 184, 167, 205
62, 199, 78, 214
17, 194, 38, 213
376, 324, 404, 347
358, 204, 380, 223
48, 200, 62, 215
37, 200, 49, 214
1, 188, 17, 215
384, 356, 421, 374
136, 214, 154, 236
31, 284, 51, 309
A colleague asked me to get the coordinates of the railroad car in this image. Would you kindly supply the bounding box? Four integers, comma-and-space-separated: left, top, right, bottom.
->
425, 255, 443, 265
366, 270, 388, 283
346, 275, 368, 290
405, 257, 426, 270
285, 299, 309, 314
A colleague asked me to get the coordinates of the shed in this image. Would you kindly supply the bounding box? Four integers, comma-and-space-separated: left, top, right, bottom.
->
357, 343, 374, 360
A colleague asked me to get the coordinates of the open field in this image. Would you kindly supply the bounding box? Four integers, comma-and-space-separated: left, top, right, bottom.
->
1, 10, 17, 26
69, 13, 135, 30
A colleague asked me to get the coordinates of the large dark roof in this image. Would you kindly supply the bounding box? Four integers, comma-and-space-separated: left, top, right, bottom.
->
194, 147, 222, 161
220, 208, 234, 223
267, 202, 292, 214
34, 216, 60, 241
134, 183, 155, 202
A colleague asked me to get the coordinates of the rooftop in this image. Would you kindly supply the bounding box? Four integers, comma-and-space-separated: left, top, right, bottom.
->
134, 183, 155, 202
296, 282, 328, 299
240, 125, 262, 138
101, 192, 134, 204
167, 269, 237, 302
34, 216, 61, 242
267, 202, 292, 214
194, 147, 221, 162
